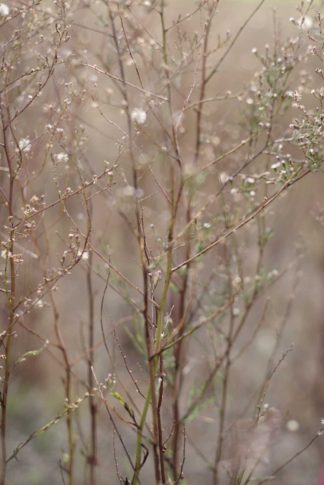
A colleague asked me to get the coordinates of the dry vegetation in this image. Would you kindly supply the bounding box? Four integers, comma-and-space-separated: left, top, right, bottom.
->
1, 0, 324, 484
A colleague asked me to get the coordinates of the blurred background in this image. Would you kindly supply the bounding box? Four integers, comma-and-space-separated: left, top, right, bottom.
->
2, 1, 324, 484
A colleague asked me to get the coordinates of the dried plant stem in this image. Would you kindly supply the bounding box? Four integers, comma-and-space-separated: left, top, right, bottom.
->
205, 0, 267, 84
172, 168, 310, 273
87, 248, 97, 484
0, 91, 16, 485
213, 229, 235, 485
51, 294, 75, 485
259, 433, 321, 484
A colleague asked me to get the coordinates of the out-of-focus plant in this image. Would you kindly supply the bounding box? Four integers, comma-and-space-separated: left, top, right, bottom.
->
1, 0, 324, 484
